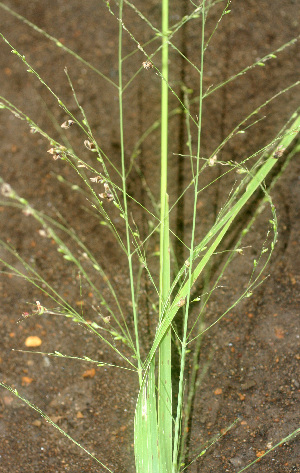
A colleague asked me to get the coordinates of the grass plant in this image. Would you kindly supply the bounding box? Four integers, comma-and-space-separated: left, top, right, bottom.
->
0, 1, 300, 472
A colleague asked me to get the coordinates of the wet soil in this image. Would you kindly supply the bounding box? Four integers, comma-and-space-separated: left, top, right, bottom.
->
0, 1, 299, 472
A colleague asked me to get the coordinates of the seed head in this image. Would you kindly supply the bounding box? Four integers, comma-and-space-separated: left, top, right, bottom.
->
84, 140, 96, 151
99, 182, 114, 202
1, 183, 14, 197
273, 147, 285, 159
177, 297, 186, 307
90, 176, 104, 183
208, 155, 217, 166
77, 161, 88, 168
143, 60, 153, 70
61, 119, 75, 129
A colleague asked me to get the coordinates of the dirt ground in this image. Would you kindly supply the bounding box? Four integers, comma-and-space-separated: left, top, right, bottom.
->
0, 1, 299, 472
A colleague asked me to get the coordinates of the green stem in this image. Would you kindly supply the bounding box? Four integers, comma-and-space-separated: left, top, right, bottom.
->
158, 0, 172, 470
118, 0, 142, 384
172, 2, 206, 471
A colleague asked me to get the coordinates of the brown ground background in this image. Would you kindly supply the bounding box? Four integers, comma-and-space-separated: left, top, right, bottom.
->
0, 1, 299, 472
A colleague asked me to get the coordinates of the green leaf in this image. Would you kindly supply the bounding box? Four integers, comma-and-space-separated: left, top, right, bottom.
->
134, 360, 159, 473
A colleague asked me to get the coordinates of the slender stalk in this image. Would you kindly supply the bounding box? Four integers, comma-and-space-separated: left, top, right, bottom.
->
158, 196, 172, 472
118, 0, 142, 383
172, 2, 206, 471
158, 0, 172, 470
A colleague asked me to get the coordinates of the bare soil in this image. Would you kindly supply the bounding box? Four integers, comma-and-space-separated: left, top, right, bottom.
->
0, 1, 299, 472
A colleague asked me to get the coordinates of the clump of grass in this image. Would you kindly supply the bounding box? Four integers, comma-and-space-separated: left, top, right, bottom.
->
0, 1, 300, 472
